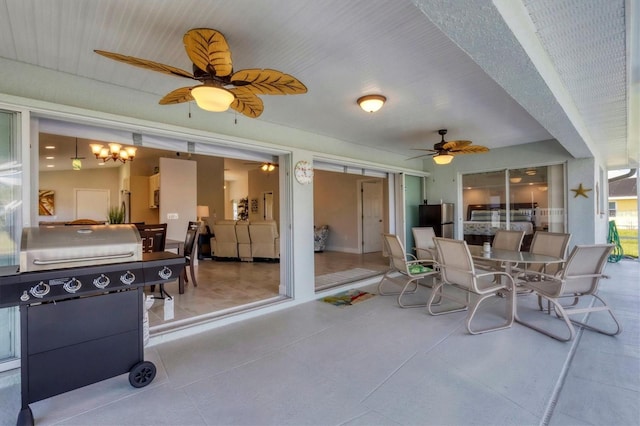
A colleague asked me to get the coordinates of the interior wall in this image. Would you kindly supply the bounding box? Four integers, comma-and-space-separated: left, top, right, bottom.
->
38, 167, 120, 222
193, 154, 225, 228
247, 168, 279, 222
159, 157, 197, 241
314, 170, 387, 253
226, 176, 248, 220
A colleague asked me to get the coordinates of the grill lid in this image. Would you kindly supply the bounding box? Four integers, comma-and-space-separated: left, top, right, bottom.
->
20, 225, 142, 272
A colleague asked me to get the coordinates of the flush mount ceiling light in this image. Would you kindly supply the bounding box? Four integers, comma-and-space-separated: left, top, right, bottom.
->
510, 176, 522, 183
190, 84, 235, 112
525, 168, 537, 176
432, 153, 454, 165
357, 95, 386, 113
90, 143, 137, 163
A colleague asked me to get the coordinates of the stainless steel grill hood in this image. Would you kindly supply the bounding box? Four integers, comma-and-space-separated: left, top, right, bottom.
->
20, 225, 142, 272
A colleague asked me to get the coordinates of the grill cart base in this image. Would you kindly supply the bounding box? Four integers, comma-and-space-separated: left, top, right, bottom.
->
17, 287, 152, 426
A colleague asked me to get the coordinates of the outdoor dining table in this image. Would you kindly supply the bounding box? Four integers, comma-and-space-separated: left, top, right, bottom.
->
467, 244, 564, 319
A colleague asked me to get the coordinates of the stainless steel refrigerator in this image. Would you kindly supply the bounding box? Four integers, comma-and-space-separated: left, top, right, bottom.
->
419, 203, 454, 238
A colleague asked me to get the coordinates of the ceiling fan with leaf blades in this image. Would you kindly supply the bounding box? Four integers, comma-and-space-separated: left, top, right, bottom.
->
243, 161, 279, 172
407, 129, 489, 164
95, 28, 307, 118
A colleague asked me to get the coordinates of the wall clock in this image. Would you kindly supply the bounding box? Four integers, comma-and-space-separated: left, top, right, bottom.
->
294, 160, 313, 184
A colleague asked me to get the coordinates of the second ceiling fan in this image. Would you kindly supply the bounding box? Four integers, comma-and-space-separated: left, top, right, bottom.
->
408, 129, 489, 164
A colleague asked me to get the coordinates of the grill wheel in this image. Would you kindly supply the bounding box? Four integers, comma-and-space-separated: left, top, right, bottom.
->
129, 361, 156, 388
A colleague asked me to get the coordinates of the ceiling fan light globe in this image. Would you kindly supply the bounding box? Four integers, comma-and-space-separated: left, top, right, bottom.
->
433, 153, 453, 165
191, 85, 235, 112
357, 95, 386, 113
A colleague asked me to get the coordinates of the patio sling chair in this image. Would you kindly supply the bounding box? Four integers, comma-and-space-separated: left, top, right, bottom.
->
515, 231, 571, 307
516, 244, 621, 342
427, 237, 515, 335
473, 229, 525, 272
412, 227, 437, 262
377, 233, 439, 308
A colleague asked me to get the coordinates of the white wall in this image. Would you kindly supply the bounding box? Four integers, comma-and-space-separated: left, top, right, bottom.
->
38, 167, 120, 222
159, 157, 197, 241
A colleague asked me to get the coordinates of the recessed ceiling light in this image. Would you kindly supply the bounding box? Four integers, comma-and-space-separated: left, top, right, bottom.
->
45, 156, 54, 160
46, 164, 54, 168
98, 163, 105, 166
45, 146, 55, 149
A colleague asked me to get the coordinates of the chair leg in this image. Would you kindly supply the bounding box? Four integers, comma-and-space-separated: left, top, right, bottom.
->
466, 290, 514, 334
426, 282, 468, 316
378, 271, 418, 296
189, 262, 198, 287
516, 296, 576, 342
559, 294, 622, 337
397, 276, 439, 308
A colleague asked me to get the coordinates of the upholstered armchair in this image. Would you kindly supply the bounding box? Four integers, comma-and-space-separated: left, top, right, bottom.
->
212, 220, 239, 259
249, 220, 280, 260
235, 221, 252, 261
314, 225, 329, 252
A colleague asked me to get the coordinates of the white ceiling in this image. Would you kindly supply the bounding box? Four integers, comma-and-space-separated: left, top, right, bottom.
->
1, 0, 637, 169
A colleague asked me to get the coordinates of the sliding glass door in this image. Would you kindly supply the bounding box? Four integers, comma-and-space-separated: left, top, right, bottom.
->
0, 110, 21, 367
462, 165, 565, 250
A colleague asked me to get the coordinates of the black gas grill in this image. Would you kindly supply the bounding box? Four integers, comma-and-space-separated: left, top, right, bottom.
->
0, 225, 184, 426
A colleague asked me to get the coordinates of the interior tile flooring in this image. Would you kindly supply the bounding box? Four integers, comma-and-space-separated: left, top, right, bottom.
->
0, 259, 637, 425
146, 251, 389, 329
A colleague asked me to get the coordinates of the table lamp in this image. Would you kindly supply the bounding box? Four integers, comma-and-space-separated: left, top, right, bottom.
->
197, 205, 210, 222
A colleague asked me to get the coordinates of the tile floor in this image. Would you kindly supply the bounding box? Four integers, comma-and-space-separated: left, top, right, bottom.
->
0, 259, 637, 425
146, 251, 388, 329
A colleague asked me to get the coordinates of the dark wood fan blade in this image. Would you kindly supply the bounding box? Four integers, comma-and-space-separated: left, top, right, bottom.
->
94, 50, 195, 79
442, 140, 472, 151
229, 87, 264, 118
183, 28, 233, 77
450, 145, 490, 155
405, 152, 436, 161
159, 87, 194, 105
230, 69, 307, 95
411, 148, 438, 153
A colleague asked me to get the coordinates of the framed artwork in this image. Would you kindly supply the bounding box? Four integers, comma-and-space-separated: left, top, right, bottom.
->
251, 198, 258, 213
38, 190, 55, 216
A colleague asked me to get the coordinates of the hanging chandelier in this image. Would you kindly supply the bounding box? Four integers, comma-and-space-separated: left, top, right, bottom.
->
89, 143, 137, 163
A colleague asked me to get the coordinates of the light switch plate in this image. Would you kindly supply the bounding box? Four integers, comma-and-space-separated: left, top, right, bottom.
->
167, 213, 179, 220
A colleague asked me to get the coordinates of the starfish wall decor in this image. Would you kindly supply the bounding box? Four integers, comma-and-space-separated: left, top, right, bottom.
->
571, 183, 592, 198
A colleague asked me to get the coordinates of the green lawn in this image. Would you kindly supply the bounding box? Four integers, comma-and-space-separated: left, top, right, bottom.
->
617, 229, 638, 258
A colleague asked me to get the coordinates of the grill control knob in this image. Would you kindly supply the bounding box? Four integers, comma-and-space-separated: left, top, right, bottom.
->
20, 291, 29, 302
30, 282, 50, 299
158, 266, 173, 280
93, 274, 110, 289
63, 277, 82, 293
120, 271, 136, 285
